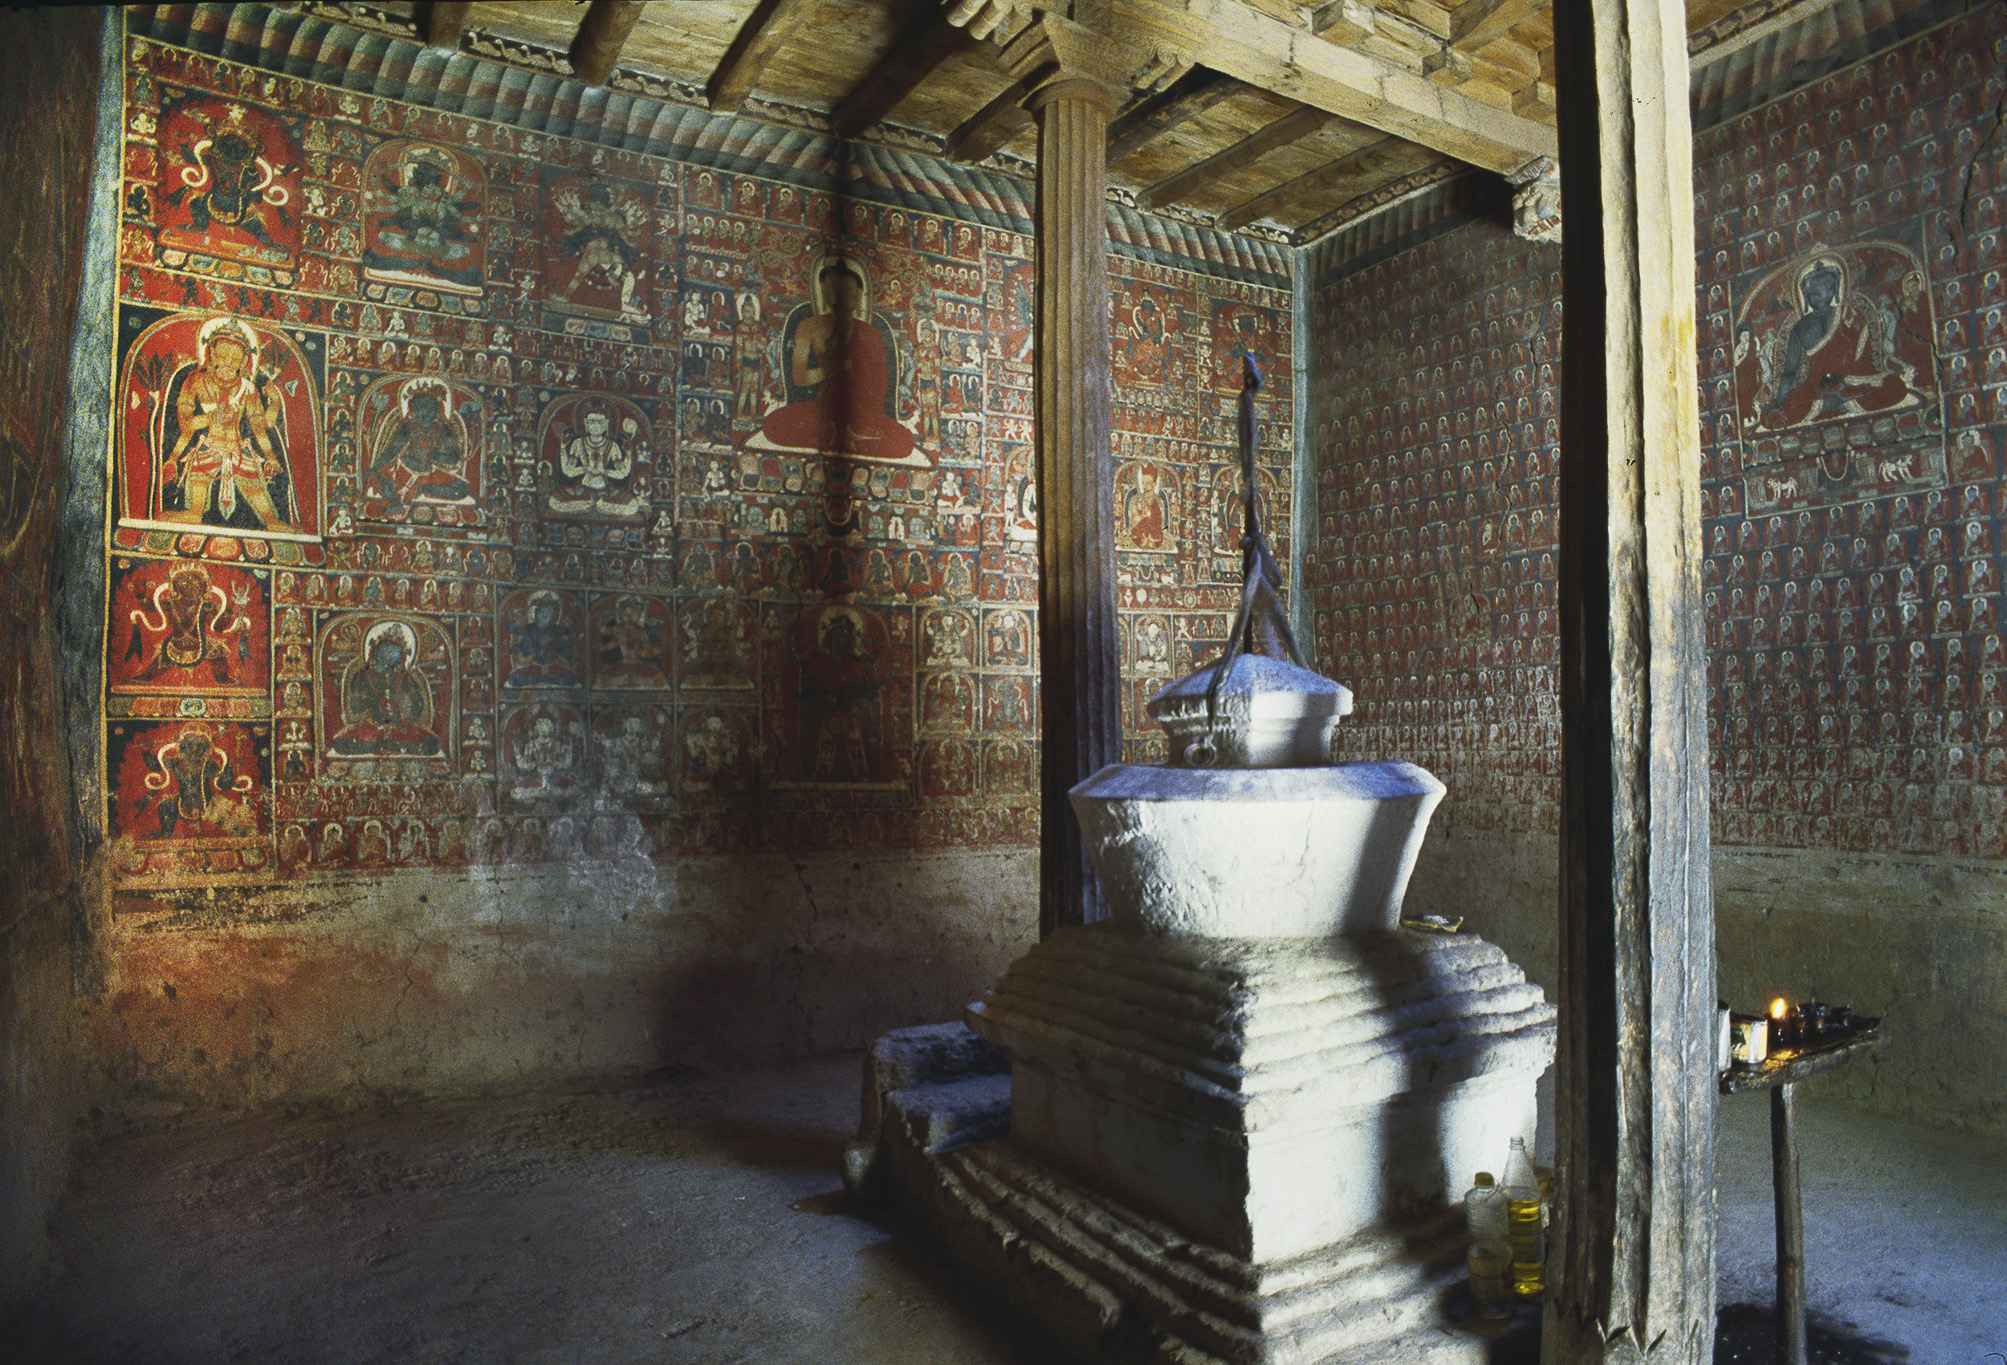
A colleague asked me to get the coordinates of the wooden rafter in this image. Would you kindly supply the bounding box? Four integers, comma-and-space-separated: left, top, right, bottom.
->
1135, 103, 1347, 210
1105, 68, 1243, 164
420, 0, 471, 51
1448, 0, 1546, 51
1213, 133, 1406, 230
569, 0, 645, 87
1309, 0, 1374, 45
947, 78, 1036, 163
1118, 0, 1557, 171
708, 0, 822, 112
1514, 78, 1554, 118
830, 11, 973, 140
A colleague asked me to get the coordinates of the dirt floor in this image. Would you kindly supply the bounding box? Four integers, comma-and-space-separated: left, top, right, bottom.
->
3, 1056, 1048, 1365
4, 1056, 2002, 1365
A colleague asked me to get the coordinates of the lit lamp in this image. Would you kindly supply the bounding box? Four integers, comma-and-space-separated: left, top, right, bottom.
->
1770, 996, 1796, 1049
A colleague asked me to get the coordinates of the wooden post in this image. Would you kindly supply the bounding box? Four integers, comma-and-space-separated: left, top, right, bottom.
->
1771, 1084, 1807, 1365
1546, 0, 1716, 1354
1003, 20, 1127, 935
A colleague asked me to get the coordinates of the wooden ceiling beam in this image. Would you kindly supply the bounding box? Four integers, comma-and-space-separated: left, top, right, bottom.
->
569, 0, 646, 87
1447, 0, 1546, 51
1121, 0, 1557, 171
1513, 77, 1555, 122
1135, 103, 1342, 210
708, 0, 822, 112
1105, 68, 1244, 163
830, 11, 974, 140
1214, 132, 1406, 230
420, 0, 471, 51
1308, 0, 1375, 45
947, 77, 1036, 162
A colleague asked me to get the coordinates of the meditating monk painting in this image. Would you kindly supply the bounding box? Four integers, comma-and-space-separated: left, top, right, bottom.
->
747, 254, 927, 468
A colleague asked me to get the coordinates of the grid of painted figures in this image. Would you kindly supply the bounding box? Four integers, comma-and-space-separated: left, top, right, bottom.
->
1308, 5, 2007, 857
104, 26, 1294, 891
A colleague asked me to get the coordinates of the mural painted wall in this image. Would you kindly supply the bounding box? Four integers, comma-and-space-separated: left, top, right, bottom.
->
1305, 177, 1562, 848
81, 5, 1293, 1105
107, 24, 1292, 886
1306, 1, 2007, 1133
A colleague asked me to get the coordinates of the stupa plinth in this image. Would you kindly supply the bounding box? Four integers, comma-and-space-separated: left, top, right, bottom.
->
847, 359, 1555, 1364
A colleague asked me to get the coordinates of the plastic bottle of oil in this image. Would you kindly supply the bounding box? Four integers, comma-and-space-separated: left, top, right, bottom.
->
1502, 1136, 1545, 1298
1463, 1172, 1514, 1317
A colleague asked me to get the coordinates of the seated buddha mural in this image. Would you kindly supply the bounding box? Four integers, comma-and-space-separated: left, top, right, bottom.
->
747, 253, 927, 468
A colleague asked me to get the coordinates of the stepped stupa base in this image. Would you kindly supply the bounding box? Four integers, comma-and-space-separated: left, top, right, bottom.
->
847, 1022, 1501, 1365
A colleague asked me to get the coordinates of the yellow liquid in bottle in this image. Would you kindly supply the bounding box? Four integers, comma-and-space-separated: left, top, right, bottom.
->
1507, 1197, 1545, 1297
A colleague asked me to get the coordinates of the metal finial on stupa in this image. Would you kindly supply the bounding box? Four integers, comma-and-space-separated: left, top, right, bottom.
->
1146, 353, 1352, 767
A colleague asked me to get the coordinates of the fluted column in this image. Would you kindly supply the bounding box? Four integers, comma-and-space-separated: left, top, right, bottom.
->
1546, 0, 1716, 1358
1013, 36, 1125, 935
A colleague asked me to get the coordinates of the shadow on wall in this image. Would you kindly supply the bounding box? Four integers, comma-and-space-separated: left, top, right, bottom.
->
85, 848, 1038, 1119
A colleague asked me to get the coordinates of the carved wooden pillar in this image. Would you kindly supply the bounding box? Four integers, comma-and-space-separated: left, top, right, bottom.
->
1546, 0, 1716, 1358
1007, 23, 1125, 935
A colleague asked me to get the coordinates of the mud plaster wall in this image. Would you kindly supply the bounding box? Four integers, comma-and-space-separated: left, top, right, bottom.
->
1306, 1, 2007, 1135
75, 5, 1296, 1116
0, 6, 115, 1299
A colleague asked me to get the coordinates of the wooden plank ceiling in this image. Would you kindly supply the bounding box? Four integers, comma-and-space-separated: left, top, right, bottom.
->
366, 0, 1769, 243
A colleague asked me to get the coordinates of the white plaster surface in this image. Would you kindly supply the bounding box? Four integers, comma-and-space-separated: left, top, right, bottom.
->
967, 924, 1555, 1264
1069, 762, 1447, 937
1146, 654, 1354, 769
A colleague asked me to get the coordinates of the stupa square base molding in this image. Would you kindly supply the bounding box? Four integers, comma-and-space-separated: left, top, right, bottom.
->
974, 925, 1554, 1263
847, 922, 1556, 1365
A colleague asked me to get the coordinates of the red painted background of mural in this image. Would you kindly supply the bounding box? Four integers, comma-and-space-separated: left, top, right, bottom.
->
105, 26, 1294, 898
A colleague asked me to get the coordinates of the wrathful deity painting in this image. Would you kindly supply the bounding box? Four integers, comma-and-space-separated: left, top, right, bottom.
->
539, 168, 657, 326
358, 375, 483, 526
107, 557, 268, 701
360, 139, 486, 296
116, 309, 322, 542
108, 719, 270, 881
746, 253, 929, 468
152, 93, 302, 271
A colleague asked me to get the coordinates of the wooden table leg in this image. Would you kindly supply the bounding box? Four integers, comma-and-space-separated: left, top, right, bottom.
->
1771, 1080, 1806, 1365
